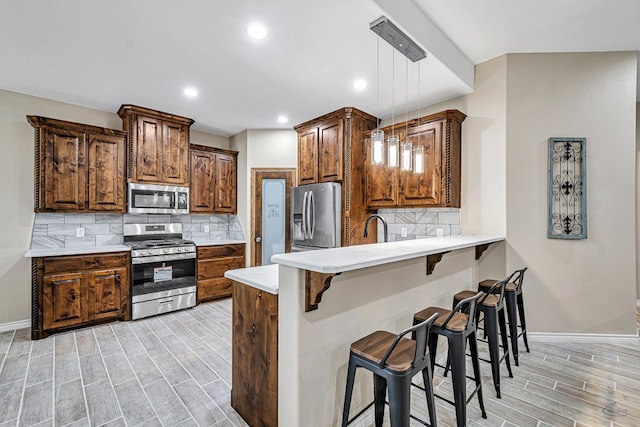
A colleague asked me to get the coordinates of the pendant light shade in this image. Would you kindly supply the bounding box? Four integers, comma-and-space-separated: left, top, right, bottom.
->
387, 136, 399, 168
371, 130, 385, 165
401, 141, 412, 171
414, 144, 424, 174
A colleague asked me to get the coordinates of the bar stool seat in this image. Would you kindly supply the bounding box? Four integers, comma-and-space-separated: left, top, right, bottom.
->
413, 293, 487, 427
450, 278, 513, 398
342, 313, 439, 427
478, 267, 529, 366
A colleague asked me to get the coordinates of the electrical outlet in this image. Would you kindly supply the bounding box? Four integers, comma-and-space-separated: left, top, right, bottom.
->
76, 227, 85, 238
401, 227, 407, 237
436, 228, 444, 237
204, 225, 210, 233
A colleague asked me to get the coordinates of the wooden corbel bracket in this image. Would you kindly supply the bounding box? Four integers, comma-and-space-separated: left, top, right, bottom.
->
475, 243, 493, 260
305, 270, 342, 312
426, 251, 450, 275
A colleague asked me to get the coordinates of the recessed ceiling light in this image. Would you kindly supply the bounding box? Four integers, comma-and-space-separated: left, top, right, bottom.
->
353, 79, 367, 90
183, 87, 198, 98
277, 115, 289, 124
245, 23, 267, 40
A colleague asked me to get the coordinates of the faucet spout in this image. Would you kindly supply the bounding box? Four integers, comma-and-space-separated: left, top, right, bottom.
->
364, 214, 388, 243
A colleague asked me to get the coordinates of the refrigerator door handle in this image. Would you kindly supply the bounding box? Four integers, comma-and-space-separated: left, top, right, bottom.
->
302, 190, 309, 239
309, 190, 316, 239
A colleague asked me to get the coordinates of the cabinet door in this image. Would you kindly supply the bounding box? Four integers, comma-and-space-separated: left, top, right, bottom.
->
365, 135, 398, 207
214, 153, 237, 214
162, 122, 189, 185
87, 133, 126, 212
190, 150, 215, 212
42, 127, 86, 211
298, 127, 318, 184
318, 119, 343, 182
399, 121, 442, 206
87, 268, 128, 321
42, 272, 85, 330
231, 282, 278, 427
135, 115, 163, 182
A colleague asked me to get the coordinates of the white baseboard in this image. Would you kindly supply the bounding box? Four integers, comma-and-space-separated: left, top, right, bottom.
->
0, 319, 30, 333
528, 332, 639, 343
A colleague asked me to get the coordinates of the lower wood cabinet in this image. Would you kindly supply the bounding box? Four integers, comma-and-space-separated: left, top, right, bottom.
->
196, 244, 245, 302
231, 281, 278, 427
33, 252, 130, 339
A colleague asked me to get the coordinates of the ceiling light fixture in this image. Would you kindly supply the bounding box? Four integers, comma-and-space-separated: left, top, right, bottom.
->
183, 87, 198, 98
245, 23, 267, 40
276, 115, 288, 124
369, 15, 426, 172
370, 36, 385, 165
353, 79, 367, 90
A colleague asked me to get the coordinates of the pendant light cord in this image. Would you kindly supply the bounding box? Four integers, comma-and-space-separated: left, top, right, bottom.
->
376, 36, 380, 131
405, 56, 408, 142
391, 50, 395, 137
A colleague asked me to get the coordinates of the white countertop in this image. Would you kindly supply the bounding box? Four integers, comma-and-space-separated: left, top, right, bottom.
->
271, 235, 504, 274
25, 245, 131, 258
193, 239, 246, 247
224, 264, 279, 295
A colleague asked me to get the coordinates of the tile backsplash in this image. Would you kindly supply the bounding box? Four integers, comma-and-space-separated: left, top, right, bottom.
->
31, 213, 246, 249
376, 208, 461, 242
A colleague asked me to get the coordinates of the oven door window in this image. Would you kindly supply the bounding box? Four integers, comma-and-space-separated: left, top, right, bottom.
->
131, 258, 195, 297
131, 190, 175, 210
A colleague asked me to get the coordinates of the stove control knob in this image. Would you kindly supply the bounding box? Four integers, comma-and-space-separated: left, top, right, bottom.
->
140, 250, 148, 256
163, 248, 170, 254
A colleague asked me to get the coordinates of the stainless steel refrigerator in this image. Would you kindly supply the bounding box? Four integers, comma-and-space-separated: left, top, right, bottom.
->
291, 182, 341, 251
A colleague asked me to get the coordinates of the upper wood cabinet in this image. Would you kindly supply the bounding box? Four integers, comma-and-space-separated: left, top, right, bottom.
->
365, 110, 466, 208
295, 108, 378, 246
117, 105, 194, 186
189, 144, 238, 214
28, 116, 126, 213
296, 117, 345, 185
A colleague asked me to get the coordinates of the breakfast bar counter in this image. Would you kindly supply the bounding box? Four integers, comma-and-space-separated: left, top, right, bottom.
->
226, 235, 505, 427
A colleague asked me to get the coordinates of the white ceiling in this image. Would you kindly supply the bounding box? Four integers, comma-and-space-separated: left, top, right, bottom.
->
1, 0, 638, 137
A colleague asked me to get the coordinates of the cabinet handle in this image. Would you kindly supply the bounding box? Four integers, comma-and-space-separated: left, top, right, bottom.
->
251, 324, 257, 332
158, 299, 174, 305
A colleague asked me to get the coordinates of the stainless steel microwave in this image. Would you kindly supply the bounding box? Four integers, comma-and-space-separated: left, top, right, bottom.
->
127, 183, 189, 215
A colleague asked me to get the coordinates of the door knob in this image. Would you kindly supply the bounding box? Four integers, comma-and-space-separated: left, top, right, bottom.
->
255, 237, 262, 243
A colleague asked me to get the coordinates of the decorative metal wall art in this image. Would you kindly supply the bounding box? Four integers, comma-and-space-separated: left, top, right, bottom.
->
547, 137, 587, 239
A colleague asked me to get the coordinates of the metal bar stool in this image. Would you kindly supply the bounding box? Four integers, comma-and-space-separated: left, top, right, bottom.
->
478, 267, 529, 366
446, 278, 513, 398
413, 293, 487, 427
341, 313, 440, 427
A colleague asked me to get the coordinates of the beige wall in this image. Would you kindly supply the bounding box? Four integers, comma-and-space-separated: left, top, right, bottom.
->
505, 52, 637, 334
0, 89, 229, 326
231, 129, 298, 265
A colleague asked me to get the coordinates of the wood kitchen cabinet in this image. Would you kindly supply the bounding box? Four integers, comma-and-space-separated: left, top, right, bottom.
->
28, 116, 126, 213
196, 244, 245, 302
33, 252, 130, 339
295, 108, 378, 246
117, 104, 194, 186
189, 144, 238, 214
365, 109, 466, 208
231, 281, 278, 427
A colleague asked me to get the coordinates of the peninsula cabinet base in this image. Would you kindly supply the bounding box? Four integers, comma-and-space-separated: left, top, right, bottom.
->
231, 281, 278, 427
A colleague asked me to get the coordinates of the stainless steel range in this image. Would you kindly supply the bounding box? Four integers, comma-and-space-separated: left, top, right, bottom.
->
124, 223, 196, 320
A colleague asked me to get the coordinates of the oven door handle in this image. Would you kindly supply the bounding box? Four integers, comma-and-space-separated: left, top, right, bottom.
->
131, 252, 196, 265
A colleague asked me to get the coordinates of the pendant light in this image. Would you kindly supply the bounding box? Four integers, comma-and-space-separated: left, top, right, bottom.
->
400, 56, 412, 172
387, 50, 399, 168
413, 61, 424, 174
371, 36, 385, 165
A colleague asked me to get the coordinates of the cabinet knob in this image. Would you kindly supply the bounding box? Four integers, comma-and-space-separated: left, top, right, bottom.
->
258, 291, 262, 298
251, 324, 257, 332
255, 237, 262, 243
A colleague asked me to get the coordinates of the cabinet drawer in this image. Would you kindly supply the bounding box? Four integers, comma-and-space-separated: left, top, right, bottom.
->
198, 277, 233, 301
197, 244, 245, 259
197, 256, 244, 281
43, 252, 129, 274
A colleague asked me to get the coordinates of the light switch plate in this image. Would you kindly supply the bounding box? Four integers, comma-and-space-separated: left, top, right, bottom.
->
401, 227, 407, 237
436, 228, 444, 237
204, 225, 210, 233
76, 227, 85, 238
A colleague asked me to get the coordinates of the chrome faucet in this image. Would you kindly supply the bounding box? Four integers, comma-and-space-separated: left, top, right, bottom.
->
364, 214, 388, 243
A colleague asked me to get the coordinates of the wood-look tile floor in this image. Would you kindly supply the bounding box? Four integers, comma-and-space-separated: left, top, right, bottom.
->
2, 299, 640, 427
